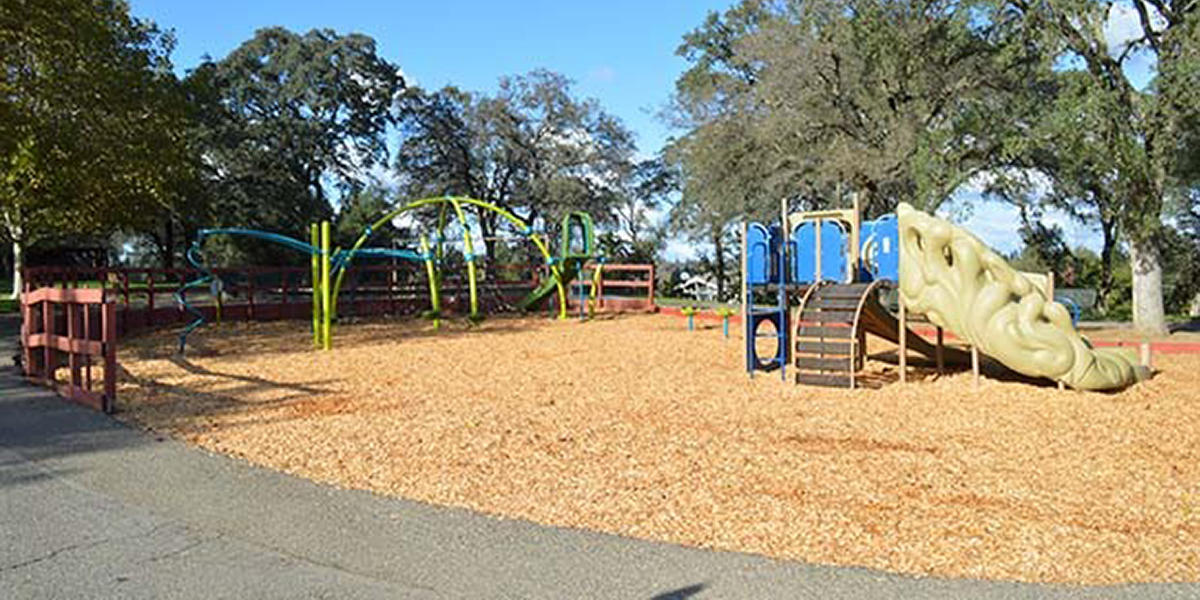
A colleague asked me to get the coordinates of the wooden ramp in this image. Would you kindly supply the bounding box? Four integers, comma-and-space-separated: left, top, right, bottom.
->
792, 282, 970, 388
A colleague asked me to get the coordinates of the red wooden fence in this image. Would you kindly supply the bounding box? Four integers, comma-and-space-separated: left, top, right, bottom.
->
563, 264, 657, 312
20, 287, 117, 413
24, 262, 657, 336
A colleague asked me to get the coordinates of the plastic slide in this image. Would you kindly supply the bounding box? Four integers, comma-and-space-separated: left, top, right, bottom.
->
894, 203, 1147, 390
518, 258, 582, 311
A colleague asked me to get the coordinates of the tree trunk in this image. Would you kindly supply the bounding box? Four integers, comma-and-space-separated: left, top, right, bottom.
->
1097, 218, 1117, 313
161, 217, 176, 269
10, 239, 23, 299
1128, 236, 1168, 336
711, 224, 727, 301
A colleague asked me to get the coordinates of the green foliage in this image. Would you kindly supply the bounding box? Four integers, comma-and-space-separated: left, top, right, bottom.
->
667, 0, 1033, 220
187, 27, 403, 263
334, 184, 401, 249
0, 0, 196, 247
394, 70, 639, 262
598, 158, 674, 263
1162, 202, 1200, 316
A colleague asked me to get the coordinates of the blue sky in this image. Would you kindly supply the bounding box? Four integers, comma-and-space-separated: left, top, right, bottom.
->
130, 0, 730, 155
129, 0, 1158, 259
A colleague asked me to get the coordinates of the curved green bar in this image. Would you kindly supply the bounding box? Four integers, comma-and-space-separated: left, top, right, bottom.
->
560, 211, 595, 259
331, 196, 568, 321
419, 233, 441, 328
447, 198, 480, 320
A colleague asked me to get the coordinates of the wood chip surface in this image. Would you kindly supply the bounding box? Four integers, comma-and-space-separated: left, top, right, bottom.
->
115, 314, 1200, 584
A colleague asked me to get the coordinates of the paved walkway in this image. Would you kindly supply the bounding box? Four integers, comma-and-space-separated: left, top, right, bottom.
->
0, 315, 1193, 599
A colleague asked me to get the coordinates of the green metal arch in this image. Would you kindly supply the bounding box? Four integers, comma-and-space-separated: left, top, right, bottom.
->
331, 196, 568, 321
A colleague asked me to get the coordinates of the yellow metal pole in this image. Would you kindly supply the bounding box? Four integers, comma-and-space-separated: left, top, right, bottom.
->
420, 234, 441, 329
311, 223, 321, 349
321, 220, 332, 350
448, 199, 480, 321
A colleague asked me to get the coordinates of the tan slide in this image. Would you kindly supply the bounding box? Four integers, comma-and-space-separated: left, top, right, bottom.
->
895, 203, 1147, 391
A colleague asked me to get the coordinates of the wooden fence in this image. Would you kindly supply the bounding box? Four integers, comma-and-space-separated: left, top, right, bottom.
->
564, 264, 656, 312
20, 287, 117, 413
23, 261, 656, 337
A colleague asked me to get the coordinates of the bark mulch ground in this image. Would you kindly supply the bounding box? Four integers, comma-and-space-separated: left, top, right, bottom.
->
115, 314, 1200, 584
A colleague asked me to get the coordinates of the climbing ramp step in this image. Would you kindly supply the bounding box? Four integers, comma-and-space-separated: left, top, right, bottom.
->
794, 356, 858, 371
794, 340, 853, 355
815, 284, 873, 299
802, 309, 857, 323
796, 372, 853, 388
795, 325, 854, 339
809, 297, 862, 309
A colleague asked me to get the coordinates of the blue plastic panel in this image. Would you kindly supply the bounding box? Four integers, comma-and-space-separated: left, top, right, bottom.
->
746, 223, 775, 284
860, 214, 898, 282
819, 221, 848, 282
790, 221, 848, 283
790, 222, 817, 283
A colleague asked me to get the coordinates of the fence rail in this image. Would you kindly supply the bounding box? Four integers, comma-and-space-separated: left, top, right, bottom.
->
23, 261, 657, 336
20, 287, 117, 413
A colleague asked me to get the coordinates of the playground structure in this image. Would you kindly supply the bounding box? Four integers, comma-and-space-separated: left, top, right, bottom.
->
742, 197, 1149, 391
176, 196, 621, 353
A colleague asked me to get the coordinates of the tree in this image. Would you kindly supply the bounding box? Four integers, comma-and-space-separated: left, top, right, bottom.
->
188, 27, 403, 261
333, 182, 401, 248
1, 0, 195, 295
986, 71, 1131, 314
394, 70, 637, 262
600, 158, 675, 264
1001, 0, 1199, 334
747, 0, 1040, 213
665, 0, 1033, 297
668, 0, 1038, 220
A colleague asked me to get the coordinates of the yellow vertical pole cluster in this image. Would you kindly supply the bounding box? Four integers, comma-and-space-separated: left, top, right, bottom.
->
447, 199, 481, 321
311, 223, 321, 349
310, 220, 333, 350
320, 220, 332, 350
419, 233, 442, 329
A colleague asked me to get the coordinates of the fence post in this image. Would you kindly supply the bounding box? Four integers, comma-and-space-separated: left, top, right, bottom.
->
67, 302, 80, 391
103, 300, 116, 413
21, 291, 35, 377
42, 293, 53, 384
146, 272, 155, 325
648, 264, 656, 308
247, 269, 256, 321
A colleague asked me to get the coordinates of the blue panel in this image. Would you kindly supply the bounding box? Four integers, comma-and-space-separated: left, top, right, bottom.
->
860, 214, 899, 282
745, 309, 788, 372
746, 223, 773, 285
819, 221, 848, 282
790, 222, 818, 284
768, 224, 785, 284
